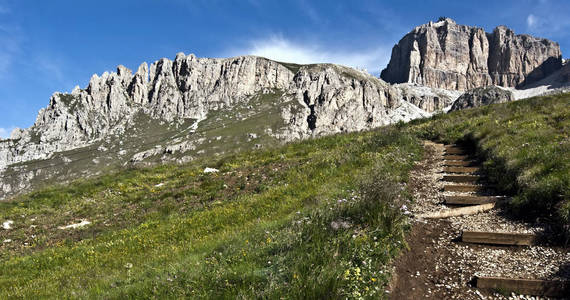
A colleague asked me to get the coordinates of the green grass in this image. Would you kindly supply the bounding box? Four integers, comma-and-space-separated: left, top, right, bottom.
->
0, 127, 422, 298
2, 90, 567, 298
408, 93, 570, 230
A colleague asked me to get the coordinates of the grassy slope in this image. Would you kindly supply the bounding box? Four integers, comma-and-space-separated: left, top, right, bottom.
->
1, 91, 568, 298
0, 127, 422, 298
409, 93, 570, 228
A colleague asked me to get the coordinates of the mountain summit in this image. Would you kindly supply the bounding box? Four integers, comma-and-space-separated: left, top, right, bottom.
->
380, 18, 563, 90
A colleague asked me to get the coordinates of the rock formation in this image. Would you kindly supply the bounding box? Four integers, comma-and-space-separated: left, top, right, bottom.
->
2, 54, 436, 198
449, 86, 514, 111
381, 18, 563, 90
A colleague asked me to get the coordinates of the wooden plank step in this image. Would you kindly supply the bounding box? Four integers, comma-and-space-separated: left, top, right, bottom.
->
444, 185, 484, 192
444, 166, 480, 173
444, 155, 469, 160
443, 175, 481, 183
445, 195, 498, 205
476, 276, 570, 297
462, 231, 537, 246
444, 144, 458, 148
444, 160, 477, 166
445, 148, 467, 154
416, 203, 495, 219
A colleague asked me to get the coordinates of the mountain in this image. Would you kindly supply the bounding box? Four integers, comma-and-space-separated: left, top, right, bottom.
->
1, 18, 569, 200
380, 18, 563, 90
0, 54, 451, 199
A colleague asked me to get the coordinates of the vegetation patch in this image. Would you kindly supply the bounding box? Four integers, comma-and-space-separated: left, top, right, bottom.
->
0, 126, 422, 298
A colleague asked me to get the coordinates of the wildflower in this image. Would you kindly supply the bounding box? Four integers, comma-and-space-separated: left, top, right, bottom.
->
371, 277, 376, 282
293, 273, 298, 279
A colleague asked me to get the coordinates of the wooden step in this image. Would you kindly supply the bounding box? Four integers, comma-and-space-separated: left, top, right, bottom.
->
444, 160, 477, 166
444, 166, 480, 173
444, 185, 484, 192
443, 175, 481, 183
462, 231, 537, 246
445, 195, 498, 205
476, 276, 570, 297
444, 155, 469, 160
445, 148, 467, 155
416, 203, 495, 219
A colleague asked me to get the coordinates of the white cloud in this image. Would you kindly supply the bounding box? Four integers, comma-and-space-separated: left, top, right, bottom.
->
526, 14, 538, 28
233, 35, 390, 74
0, 127, 15, 139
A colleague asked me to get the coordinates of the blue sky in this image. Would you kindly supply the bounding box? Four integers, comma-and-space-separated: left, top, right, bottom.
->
1, 0, 569, 137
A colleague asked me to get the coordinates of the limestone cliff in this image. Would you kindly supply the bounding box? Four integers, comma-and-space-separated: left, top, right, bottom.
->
380, 18, 562, 90
1, 54, 437, 198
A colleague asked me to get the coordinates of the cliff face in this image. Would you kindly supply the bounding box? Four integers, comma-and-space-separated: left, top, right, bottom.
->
2, 54, 437, 198
0, 55, 295, 168
380, 18, 562, 90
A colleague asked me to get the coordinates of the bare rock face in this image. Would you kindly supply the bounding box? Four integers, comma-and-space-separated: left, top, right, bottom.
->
281, 65, 400, 139
394, 83, 462, 112
381, 18, 562, 90
449, 86, 514, 111
0, 54, 423, 181
0, 55, 295, 169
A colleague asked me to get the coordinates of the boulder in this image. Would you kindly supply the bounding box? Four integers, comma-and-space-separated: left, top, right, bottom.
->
449, 86, 514, 111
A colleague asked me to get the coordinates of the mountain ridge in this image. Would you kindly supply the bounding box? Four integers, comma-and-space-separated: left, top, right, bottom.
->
1, 18, 569, 199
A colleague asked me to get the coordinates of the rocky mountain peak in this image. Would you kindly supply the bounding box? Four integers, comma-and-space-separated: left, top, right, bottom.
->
381, 19, 563, 90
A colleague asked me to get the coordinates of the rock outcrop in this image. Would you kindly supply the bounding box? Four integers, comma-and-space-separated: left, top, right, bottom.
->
2, 54, 427, 198
0, 55, 296, 169
395, 83, 462, 112
381, 18, 563, 90
449, 86, 514, 111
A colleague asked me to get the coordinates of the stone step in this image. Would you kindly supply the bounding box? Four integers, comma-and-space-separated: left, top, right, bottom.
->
444, 166, 480, 173
444, 195, 498, 205
476, 276, 570, 298
442, 175, 481, 183
444, 185, 485, 193
462, 231, 537, 246
444, 160, 478, 167
444, 155, 469, 160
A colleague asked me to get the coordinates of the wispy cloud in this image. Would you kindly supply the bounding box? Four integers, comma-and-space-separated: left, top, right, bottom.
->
0, 14, 23, 78
231, 35, 390, 74
526, 14, 538, 28
0, 126, 15, 139
524, 1, 570, 38
34, 55, 71, 88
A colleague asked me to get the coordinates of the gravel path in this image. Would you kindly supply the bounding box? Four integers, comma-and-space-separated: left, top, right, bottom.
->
389, 141, 570, 300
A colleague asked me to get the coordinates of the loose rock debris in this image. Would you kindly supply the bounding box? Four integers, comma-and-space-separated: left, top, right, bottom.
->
58, 220, 91, 230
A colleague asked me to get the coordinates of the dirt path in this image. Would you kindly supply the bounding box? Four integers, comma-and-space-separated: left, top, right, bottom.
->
388, 141, 570, 300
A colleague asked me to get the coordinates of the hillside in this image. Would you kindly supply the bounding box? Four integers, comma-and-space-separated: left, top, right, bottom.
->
1, 92, 568, 298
